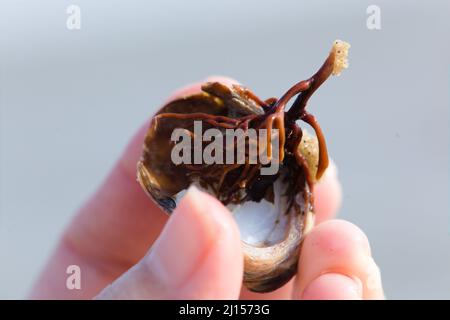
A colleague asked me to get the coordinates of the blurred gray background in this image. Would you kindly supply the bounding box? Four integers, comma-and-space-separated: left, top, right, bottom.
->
0, 0, 449, 299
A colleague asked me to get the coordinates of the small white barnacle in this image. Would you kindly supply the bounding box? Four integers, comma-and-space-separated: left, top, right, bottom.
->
331, 39, 350, 76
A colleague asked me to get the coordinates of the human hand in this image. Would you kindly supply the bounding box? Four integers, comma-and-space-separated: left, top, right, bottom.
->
30, 77, 384, 300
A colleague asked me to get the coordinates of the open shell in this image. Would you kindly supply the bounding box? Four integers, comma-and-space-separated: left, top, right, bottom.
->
137, 40, 349, 292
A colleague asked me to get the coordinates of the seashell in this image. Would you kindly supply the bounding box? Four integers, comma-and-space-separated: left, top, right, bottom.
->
137, 40, 349, 292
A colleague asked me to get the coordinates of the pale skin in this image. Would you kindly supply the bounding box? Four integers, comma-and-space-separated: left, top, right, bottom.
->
30, 77, 384, 300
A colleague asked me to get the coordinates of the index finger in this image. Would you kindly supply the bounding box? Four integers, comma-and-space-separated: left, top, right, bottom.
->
31, 76, 237, 299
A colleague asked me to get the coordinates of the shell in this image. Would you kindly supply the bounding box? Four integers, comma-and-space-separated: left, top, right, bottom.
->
137, 40, 349, 292
138, 82, 318, 292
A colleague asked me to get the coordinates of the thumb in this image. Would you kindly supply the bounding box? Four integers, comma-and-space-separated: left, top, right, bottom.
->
95, 186, 243, 299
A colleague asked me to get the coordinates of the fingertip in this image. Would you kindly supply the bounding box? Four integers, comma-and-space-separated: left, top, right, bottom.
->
172, 186, 243, 299
295, 220, 384, 300
142, 186, 225, 290
165, 82, 204, 102
96, 186, 243, 299
304, 219, 371, 260
166, 76, 239, 102
300, 273, 362, 300
314, 161, 342, 223
204, 75, 240, 86
176, 186, 240, 242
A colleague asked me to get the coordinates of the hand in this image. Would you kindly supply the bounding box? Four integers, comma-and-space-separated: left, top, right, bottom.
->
30, 77, 384, 300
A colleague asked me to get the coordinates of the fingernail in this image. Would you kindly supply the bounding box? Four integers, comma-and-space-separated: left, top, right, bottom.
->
146, 186, 221, 288
302, 273, 362, 300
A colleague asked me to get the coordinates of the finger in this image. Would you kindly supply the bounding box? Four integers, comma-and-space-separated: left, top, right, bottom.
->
300, 273, 362, 300
30, 76, 239, 299
313, 161, 342, 224
95, 186, 243, 299
71, 76, 241, 267
293, 220, 384, 300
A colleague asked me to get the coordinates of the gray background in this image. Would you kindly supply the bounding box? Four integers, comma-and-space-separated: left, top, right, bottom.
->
0, 0, 449, 299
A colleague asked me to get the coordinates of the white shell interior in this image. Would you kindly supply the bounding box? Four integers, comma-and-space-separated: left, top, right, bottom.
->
174, 177, 291, 247
229, 178, 289, 246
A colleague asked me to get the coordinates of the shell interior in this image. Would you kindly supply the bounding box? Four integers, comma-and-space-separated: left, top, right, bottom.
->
175, 173, 292, 247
